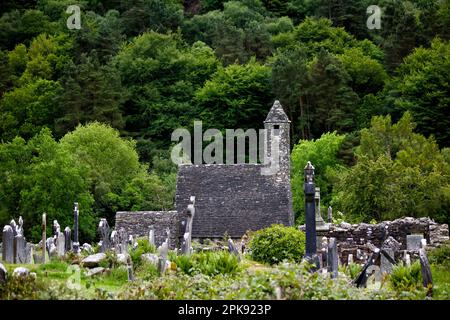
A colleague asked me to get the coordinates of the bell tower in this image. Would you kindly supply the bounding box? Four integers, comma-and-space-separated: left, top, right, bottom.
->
263, 100, 291, 178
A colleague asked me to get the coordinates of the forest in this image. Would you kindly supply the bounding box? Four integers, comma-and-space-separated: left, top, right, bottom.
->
0, 0, 449, 243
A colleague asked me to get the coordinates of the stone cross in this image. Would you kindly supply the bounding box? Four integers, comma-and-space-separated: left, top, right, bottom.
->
148, 225, 155, 246
17, 216, 24, 236
64, 227, 72, 252
73, 202, 80, 254
228, 239, 240, 261
2, 225, 14, 263
327, 206, 332, 223
42, 213, 46, 263
327, 237, 338, 279
419, 248, 433, 297
314, 187, 326, 229
181, 196, 195, 255
304, 161, 317, 258
56, 232, 65, 257
98, 218, 110, 253
10, 219, 17, 237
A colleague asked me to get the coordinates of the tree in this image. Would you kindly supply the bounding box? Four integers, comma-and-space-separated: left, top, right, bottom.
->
113, 31, 220, 160
195, 58, 272, 130
291, 131, 346, 223
0, 79, 62, 141
0, 129, 95, 242
59, 122, 141, 220
385, 38, 450, 147
332, 112, 450, 224
55, 53, 124, 136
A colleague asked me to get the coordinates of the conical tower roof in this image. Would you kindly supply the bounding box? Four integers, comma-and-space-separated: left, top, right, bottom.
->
264, 100, 290, 123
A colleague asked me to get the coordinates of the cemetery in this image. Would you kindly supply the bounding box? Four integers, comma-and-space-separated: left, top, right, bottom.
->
0, 104, 449, 299
1, 189, 449, 300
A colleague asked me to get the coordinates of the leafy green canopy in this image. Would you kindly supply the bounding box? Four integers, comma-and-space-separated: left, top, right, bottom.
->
291, 132, 346, 223
332, 112, 450, 224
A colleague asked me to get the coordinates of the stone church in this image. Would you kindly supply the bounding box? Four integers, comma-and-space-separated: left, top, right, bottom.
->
116, 100, 294, 247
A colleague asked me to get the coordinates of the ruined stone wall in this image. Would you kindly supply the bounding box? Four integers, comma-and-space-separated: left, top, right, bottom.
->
308, 217, 449, 264
115, 211, 180, 249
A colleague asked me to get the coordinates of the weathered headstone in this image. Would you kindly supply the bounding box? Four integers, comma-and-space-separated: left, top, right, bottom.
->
64, 227, 72, 252
53, 220, 61, 237
98, 218, 110, 253
24, 243, 33, 264
315, 187, 326, 229
348, 254, 354, 264
42, 213, 46, 263
2, 225, 14, 263
73, 202, 80, 254
405, 253, 411, 267
14, 234, 27, 263
355, 248, 380, 288
228, 239, 240, 261
0, 262, 7, 284
327, 206, 332, 223
157, 241, 169, 275
320, 237, 328, 268
380, 248, 394, 274
304, 161, 316, 257
327, 237, 338, 279
127, 255, 134, 282
148, 225, 155, 246
181, 196, 195, 256
165, 228, 171, 250
419, 248, 433, 297
406, 234, 423, 250
56, 232, 65, 257
421, 238, 427, 249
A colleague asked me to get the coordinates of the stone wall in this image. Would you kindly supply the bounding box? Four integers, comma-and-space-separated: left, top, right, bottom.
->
304, 217, 449, 265
115, 211, 180, 249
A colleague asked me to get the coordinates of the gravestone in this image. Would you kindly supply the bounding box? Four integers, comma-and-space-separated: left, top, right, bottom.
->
355, 248, 380, 288
42, 213, 46, 263
46, 237, 56, 258
56, 232, 65, 257
406, 234, 423, 250
419, 248, 433, 296
0, 262, 7, 284
148, 225, 155, 246
53, 220, 61, 236
304, 161, 316, 257
380, 248, 394, 274
327, 237, 338, 279
421, 239, 427, 249
348, 254, 354, 264
327, 206, 332, 223
64, 227, 72, 252
98, 218, 110, 253
2, 225, 14, 263
157, 241, 169, 275
405, 253, 411, 266
228, 239, 240, 261
181, 196, 195, 256
14, 234, 27, 263
73, 202, 80, 254
127, 255, 134, 282
320, 237, 328, 268
24, 243, 33, 264
165, 228, 171, 250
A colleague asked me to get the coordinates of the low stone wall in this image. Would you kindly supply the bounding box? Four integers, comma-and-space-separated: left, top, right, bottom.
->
304, 217, 449, 265
115, 211, 180, 249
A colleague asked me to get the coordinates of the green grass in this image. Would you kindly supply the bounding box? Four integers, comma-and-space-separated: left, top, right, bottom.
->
431, 265, 450, 300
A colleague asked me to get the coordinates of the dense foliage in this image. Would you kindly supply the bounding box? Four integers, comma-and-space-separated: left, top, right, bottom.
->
249, 224, 306, 264
0, 0, 449, 239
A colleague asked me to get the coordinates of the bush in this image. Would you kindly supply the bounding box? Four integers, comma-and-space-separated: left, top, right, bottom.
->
427, 243, 450, 267
249, 224, 306, 265
0, 274, 45, 300
389, 261, 423, 292
129, 238, 156, 268
171, 251, 240, 276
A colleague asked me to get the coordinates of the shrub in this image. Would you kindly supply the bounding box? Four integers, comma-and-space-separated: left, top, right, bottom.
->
129, 238, 156, 268
171, 251, 240, 276
427, 243, 450, 267
0, 274, 45, 300
389, 261, 423, 292
249, 224, 306, 265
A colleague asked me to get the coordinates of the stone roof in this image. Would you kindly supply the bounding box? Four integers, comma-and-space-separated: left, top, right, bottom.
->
175, 163, 294, 238
264, 100, 290, 123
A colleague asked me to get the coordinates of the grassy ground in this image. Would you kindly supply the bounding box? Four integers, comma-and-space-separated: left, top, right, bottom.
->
2, 256, 449, 300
